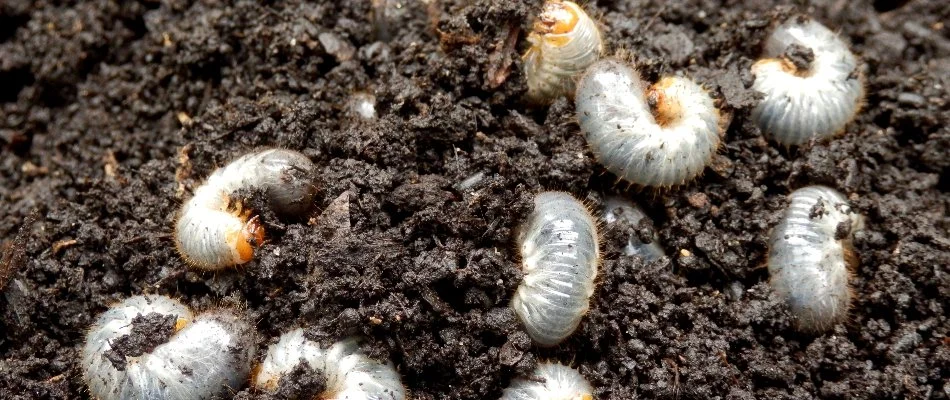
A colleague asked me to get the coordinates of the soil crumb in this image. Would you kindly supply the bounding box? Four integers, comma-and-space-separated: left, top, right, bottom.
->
0, 0, 947, 399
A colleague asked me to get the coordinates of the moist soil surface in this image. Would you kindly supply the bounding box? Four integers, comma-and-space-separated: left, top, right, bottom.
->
1, 0, 948, 399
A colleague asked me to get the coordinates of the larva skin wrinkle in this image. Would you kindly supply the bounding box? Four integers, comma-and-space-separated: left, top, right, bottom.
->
512, 192, 599, 346
175, 148, 316, 270
576, 59, 722, 187
768, 186, 863, 333
82, 295, 257, 400
602, 196, 665, 262
499, 362, 593, 400
254, 328, 407, 400
751, 18, 864, 146
524, 0, 603, 104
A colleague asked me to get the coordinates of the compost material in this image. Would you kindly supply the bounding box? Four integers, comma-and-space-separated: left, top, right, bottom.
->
1, 0, 947, 398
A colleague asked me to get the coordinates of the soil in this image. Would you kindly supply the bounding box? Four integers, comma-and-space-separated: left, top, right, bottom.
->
1, 0, 947, 399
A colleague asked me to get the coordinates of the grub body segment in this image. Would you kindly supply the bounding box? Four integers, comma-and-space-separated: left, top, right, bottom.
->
175, 149, 316, 269
524, 1, 603, 104
254, 328, 407, 400
513, 192, 599, 346
751, 18, 864, 146
768, 186, 863, 332
500, 362, 593, 400
576, 59, 722, 187
82, 295, 257, 400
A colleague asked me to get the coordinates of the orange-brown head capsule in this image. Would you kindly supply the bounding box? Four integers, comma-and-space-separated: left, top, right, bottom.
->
175, 149, 316, 270
534, 1, 580, 36
523, 1, 603, 104
226, 216, 265, 264
576, 59, 724, 187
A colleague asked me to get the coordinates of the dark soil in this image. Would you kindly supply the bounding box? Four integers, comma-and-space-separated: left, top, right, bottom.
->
1, 0, 947, 399
102, 312, 177, 370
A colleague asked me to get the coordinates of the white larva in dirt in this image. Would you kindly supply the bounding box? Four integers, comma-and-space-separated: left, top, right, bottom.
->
175, 148, 316, 270
576, 59, 723, 187
82, 294, 257, 400
500, 362, 593, 400
254, 328, 407, 400
523, 0, 603, 104
751, 17, 865, 146
768, 186, 863, 332
512, 191, 599, 346
602, 196, 665, 262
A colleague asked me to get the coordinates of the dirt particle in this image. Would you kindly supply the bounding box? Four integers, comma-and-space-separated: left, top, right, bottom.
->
102, 313, 178, 371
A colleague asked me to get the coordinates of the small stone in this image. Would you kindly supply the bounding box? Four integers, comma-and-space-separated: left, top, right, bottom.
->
318, 32, 355, 61
687, 192, 709, 208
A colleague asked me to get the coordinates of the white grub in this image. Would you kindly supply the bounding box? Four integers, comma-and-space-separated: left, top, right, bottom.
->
175, 149, 316, 270
576, 59, 723, 187
768, 186, 863, 332
500, 362, 593, 400
752, 16, 865, 146
524, 0, 603, 104
602, 196, 665, 262
254, 328, 406, 399
512, 191, 599, 346
82, 295, 257, 400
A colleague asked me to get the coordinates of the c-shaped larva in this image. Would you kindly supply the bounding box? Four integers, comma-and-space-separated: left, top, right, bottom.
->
751, 17, 865, 146
512, 191, 599, 346
500, 362, 593, 400
81, 295, 257, 400
523, 0, 603, 104
253, 328, 407, 399
768, 186, 863, 332
576, 59, 723, 187
175, 148, 316, 270
602, 196, 665, 262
